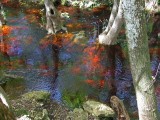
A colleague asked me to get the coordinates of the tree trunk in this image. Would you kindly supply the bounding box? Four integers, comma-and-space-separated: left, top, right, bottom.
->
0, 3, 10, 65
44, 0, 67, 34
122, 0, 159, 119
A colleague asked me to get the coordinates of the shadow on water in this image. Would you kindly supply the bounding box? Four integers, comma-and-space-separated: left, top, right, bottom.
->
52, 44, 59, 80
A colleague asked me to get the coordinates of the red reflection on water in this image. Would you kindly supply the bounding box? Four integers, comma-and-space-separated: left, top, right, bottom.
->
84, 79, 105, 88
72, 67, 81, 74
2, 25, 12, 35
83, 45, 106, 77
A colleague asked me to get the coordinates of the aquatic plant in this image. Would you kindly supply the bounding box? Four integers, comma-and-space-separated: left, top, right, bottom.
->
62, 89, 86, 109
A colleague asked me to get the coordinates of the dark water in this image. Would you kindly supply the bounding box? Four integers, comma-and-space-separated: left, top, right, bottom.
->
1, 5, 160, 113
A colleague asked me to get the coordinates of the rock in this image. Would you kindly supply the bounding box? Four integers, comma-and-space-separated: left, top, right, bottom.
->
83, 100, 115, 117
42, 109, 50, 120
22, 91, 50, 102
11, 91, 70, 119
66, 108, 88, 120
30, 111, 43, 120
17, 115, 31, 120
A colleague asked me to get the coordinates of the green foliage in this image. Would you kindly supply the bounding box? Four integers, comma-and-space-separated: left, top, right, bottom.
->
69, 0, 101, 9
62, 89, 86, 109
61, 0, 68, 5
102, 0, 113, 7
14, 108, 29, 117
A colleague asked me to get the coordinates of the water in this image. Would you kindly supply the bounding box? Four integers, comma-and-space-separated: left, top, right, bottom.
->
1, 4, 160, 112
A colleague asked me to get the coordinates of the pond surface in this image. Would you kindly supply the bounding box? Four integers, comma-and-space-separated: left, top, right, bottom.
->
1, 3, 160, 113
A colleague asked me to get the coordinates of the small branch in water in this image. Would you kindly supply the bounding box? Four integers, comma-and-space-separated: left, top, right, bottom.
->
3, 73, 24, 79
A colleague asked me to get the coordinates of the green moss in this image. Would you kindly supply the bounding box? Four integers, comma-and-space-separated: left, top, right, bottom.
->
22, 91, 50, 102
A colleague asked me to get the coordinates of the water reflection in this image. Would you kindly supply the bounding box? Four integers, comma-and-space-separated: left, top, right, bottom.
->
1, 4, 160, 112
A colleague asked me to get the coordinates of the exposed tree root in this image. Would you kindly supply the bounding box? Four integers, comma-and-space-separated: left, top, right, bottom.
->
110, 96, 130, 120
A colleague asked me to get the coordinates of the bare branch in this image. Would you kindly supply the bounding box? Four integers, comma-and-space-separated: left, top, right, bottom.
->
0, 86, 10, 108
98, 0, 123, 45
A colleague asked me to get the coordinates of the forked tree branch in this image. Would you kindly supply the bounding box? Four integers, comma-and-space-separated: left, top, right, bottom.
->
103, 0, 120, 34
98, 0, 123, 45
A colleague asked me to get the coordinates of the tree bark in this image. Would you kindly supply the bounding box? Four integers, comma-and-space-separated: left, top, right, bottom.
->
122, 0, 159, 119
44, 0, 67, 34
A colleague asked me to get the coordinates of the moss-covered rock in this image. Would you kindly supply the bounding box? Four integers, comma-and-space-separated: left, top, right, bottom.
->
22, 91, 50, 102
66, 108, 88, 120
83, 100, 115, 118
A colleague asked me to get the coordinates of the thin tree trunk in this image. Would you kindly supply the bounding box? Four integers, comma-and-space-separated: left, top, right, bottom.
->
0, 4, 10, 66
122, 0, 159, 119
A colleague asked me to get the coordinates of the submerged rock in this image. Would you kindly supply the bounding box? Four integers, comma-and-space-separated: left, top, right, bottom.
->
83, 100, 115, 117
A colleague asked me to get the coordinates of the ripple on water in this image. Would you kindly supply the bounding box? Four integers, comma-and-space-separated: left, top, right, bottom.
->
4, 69, 62, 101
